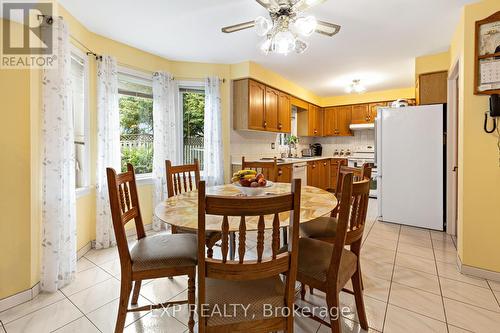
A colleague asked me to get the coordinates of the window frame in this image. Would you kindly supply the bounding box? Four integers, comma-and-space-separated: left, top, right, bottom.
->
176, 80, 205, 173
117, 66, 154, 183
71, 46, 91, 198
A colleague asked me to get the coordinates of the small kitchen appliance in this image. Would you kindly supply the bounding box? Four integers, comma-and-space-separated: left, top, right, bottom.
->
311, 143, 323, 156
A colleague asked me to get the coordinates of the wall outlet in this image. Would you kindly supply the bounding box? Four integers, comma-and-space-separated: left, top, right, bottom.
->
271, 143, 275, 149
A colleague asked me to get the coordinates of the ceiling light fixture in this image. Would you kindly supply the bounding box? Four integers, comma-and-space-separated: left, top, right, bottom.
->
222, 0, 341, 56
346, 79, 366, 94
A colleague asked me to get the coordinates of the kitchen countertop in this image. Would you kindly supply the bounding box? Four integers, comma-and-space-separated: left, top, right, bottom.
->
232, 156, 348, 166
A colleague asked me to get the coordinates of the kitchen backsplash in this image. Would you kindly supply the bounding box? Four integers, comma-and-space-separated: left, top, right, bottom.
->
230, 129, 374, 163
314, 130, 375, 156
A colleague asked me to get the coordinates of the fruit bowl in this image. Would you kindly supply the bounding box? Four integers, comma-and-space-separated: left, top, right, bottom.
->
233, 181, 274, 196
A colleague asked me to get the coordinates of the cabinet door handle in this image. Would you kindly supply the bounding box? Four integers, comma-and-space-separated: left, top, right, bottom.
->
263, 121, 267, 128
278, 170, 283, 176
278, 123, 282, 129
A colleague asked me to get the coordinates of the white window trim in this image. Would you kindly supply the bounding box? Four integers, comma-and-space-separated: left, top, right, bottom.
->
71, 46, 91, 198
176, 80, 205, 175
118, 66, 154, 181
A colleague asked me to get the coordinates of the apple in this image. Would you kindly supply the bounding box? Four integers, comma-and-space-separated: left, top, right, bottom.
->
255, 173, 264, 181
250, 182, 259, 187
258, 178, 267, 187
239, 179, 251, 187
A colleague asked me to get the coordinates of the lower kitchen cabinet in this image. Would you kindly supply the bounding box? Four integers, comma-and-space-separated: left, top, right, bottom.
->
277, 164, 292, 183
307, 159, 331, 190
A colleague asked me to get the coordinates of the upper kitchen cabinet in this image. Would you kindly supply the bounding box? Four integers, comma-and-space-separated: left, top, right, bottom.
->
278, 92, 291, 133
368, 102, 388, 122
323, 106, 353, 136
416, 71, 448, 105
351, 104, 371, 124
264, 86, 279, 131
233, 79, 291, 133
297, 103, 323, 137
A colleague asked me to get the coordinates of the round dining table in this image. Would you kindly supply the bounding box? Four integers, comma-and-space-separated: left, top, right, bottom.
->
154, 182, 338, 259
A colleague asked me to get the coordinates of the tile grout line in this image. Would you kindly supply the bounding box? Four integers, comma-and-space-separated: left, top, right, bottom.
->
56, 291, 103, 333
486, 280, 500, 309
430, 233, 450, 333
380, 223, 401, 332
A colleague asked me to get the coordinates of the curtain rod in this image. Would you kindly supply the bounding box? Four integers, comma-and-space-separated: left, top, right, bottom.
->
37, 14, 101, 60
70, 35, 101, 60
152, 72, 226, 83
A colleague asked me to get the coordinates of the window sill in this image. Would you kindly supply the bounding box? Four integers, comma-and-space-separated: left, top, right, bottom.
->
136, 174, 154, 185
76, 187, 91, 198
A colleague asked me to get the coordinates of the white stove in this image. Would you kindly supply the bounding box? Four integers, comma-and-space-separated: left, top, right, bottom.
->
348, 146, 377, 198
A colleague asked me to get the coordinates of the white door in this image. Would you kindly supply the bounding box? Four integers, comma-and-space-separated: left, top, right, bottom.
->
379, 105, 444, 230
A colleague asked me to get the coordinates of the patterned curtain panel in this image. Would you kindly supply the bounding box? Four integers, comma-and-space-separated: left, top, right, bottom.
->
95, 56, 120, 248
152, 72, 179, 231
203, 77, 224, 186
41, 18, 77, 292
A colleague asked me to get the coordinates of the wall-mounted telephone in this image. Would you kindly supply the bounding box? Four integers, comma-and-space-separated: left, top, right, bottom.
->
484, 94, 499, 133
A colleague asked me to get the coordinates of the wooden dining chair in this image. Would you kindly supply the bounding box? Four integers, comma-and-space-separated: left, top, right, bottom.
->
241, 156, 279, 182
296, 173, 369, 333
331, 163, 372, 217
166, 159, 221, 258
107, 164, 197, 333
197, 179, 302, 333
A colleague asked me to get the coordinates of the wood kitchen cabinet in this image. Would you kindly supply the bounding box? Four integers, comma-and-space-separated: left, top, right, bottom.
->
351, 104, 371, 124
233, 79, 291, 133
307, 159, 331, 190
278, 92, 291, 133
323, 106, 352, 136
369, 102, 387, 122
277, 164, 292, 183
417, 71, 448, 105
297, 103, 323, 137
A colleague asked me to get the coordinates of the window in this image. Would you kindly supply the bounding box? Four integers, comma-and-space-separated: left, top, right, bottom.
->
118, 70, 154, 175
71, 49, 89, 193
179, 86, 205, 170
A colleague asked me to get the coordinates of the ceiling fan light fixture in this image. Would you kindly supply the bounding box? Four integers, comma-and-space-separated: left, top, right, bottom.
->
294, 38, 308, 54
272, 30, 296, 55
294, 15, 317, 36
259, 37, 273, 55
255, 16, 273, 36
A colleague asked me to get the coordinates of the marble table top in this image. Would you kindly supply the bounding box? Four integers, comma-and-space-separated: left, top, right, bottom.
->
154, 183, 338, 232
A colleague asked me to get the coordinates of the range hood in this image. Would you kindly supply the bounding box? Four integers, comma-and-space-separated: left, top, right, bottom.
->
349, 123, 375, 131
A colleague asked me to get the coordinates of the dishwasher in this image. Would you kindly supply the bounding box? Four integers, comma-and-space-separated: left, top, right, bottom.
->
292, 162, 308, 185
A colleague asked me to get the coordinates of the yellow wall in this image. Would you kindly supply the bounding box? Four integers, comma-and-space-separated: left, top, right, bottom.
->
0, 65, 33, 299
321, 87, 416, 106
415, 51, 451, 78
450, 0, 500, 272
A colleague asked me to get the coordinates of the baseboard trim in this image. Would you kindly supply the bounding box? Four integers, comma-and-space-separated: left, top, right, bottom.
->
77, 242, 92, 260
1, 225, 156, 313
0, 283, 40, 313
457, 256, 500, 282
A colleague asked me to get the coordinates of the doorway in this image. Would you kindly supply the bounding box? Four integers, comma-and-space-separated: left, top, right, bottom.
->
446, 60, 460, 238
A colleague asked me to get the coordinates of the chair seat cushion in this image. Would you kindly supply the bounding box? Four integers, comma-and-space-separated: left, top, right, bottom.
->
205, 276, 285, 326
300, 216, 338, 239
130, 233, 197, 272
297, 237, 357, 288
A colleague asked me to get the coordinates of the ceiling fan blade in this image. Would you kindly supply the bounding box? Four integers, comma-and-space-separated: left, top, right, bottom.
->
291, 0, 327, 12
255, 0, 281, 13
221, 21, 256, 33
315, 20, 341, 37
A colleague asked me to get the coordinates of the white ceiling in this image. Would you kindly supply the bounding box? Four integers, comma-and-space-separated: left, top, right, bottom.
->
58, 0, 474, 96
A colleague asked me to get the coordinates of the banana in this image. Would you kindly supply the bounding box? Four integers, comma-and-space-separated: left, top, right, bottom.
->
243, 174, 256, 180
238, 169, 257, 176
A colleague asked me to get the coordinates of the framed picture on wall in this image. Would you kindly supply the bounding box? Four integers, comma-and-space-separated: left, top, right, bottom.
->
475, 11, 500, 95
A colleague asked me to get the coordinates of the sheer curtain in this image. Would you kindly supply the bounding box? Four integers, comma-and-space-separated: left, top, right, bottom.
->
152, 72, 179, 231
40, 18, 77, 292
204, 77, 224, 186
95, 56, 120, 249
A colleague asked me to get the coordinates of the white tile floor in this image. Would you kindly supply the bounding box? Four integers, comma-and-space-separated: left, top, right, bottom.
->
2, 200, 500, 332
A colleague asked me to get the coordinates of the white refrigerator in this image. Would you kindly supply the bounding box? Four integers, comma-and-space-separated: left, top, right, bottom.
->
376, 105, 444, 231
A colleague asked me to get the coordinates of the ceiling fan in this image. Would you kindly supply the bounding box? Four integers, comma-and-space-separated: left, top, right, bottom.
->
221, 0, 341, 55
